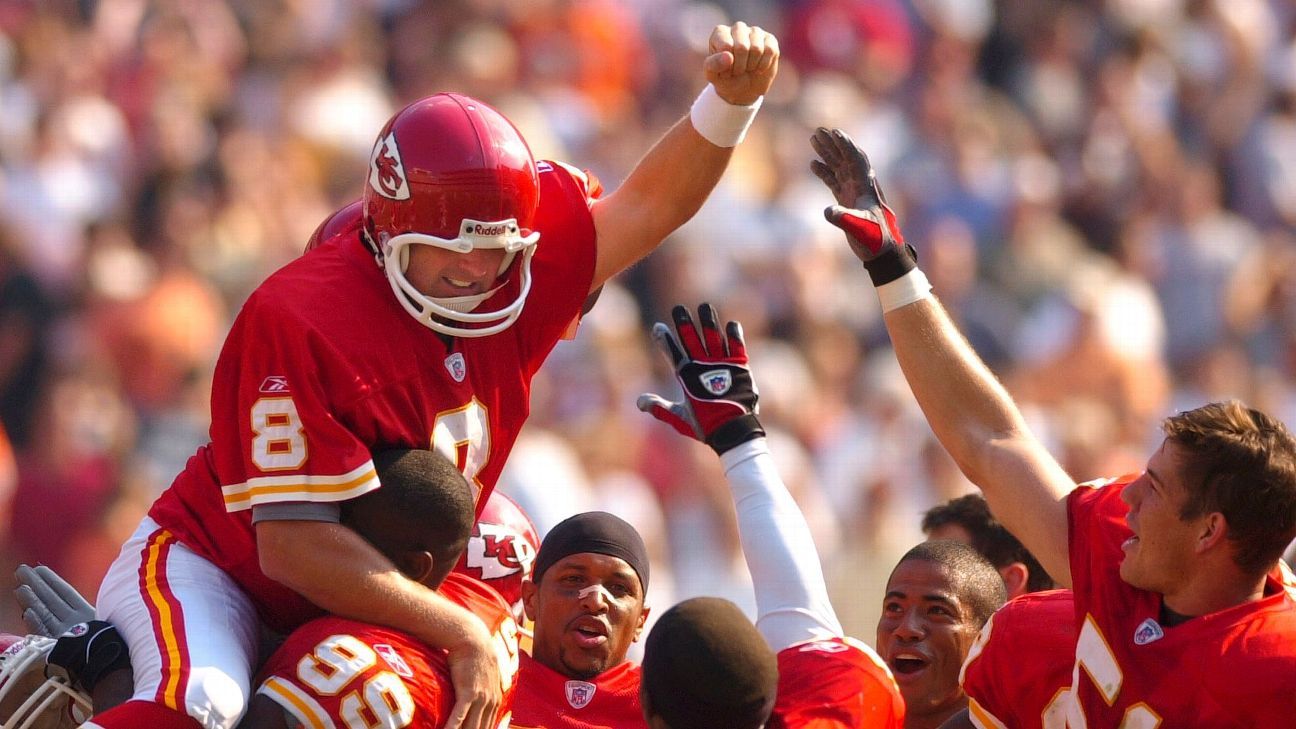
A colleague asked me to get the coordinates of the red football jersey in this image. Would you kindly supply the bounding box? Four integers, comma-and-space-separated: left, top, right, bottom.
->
510, 651, 647, 729
148, 162, 599, 631
1066, 478, 1296, 727
256, 573, 519, 729
960, 589, 1075, 729
769, 636, 904, 729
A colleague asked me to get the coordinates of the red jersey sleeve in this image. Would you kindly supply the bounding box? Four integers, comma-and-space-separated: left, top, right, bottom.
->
506, 160, 599, 363
209, 289, 380, 513
959, 590, 1076, 729
769, 637, 904, 729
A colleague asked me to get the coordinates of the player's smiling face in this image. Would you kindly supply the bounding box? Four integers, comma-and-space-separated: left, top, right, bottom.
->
876, 559, 980, 723
522, 553, 649, 681
404, 244, 506, 298
1119, 440, 1200, 595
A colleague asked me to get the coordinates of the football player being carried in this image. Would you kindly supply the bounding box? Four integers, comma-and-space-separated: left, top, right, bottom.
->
13, 448, 520, 729
85, 20, 780, 729
811, 126, 1296, 726
635, 303, 906, 728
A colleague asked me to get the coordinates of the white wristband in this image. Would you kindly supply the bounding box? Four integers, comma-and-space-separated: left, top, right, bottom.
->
689, 83, 763, 147
877, 268, 933, 312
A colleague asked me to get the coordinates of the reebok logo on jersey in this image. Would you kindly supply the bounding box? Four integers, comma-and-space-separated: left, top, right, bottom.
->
259, 376, 290, 393
700, 369, 732, 395
565, 680, 596, 709
799, 640, 849, 654
445, 353, 467, 382
369, 132, 410, 201
374, 644, 414, 678
1133, 618, 1164, 645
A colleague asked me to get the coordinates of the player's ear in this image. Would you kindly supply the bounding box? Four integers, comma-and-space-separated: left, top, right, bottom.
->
402, 551, 436, 586
633, 605, 651, 642
521, 577, 539, 621
998, 562, 1030, 599
1195, 511, 1229, 554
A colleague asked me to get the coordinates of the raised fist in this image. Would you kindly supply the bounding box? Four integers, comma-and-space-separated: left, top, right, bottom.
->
705, 22, 780, 106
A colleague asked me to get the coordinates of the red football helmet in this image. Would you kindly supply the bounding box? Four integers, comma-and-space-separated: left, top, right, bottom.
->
362, 93, 541, 337
0, 634, 92, 729
455, 492, 540, 622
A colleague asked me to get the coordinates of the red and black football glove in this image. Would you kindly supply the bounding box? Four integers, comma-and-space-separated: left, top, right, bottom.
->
810, 126, 916, 286
637, 303, 765, 455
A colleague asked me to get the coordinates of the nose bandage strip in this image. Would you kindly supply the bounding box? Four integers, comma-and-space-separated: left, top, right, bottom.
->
577, 584, 616, 603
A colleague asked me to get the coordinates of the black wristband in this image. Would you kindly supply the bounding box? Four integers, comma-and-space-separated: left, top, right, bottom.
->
47, 620, 132, 693
863, 243, 919, 287
705, 414, 767, 455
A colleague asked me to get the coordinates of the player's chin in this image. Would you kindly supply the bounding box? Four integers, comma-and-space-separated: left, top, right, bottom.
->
560, 644, 613, 679
1117, 554, 1148, 589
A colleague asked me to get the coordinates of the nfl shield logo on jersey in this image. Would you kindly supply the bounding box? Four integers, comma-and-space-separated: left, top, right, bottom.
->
1133, 618, 1164, 645
445, 353, 467, 382
699, 369, 732, 396
564, 680, 597, 709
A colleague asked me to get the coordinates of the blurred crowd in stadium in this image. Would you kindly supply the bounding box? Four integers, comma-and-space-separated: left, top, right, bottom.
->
1, 0, 1295, 640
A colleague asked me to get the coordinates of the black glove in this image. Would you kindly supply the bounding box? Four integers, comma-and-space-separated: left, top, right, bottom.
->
637, 303, 765, 455
810, 126, 917, 286
46, 620, 132, 694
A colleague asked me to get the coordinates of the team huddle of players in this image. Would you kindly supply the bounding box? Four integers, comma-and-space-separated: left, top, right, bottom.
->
2, 17, 1296, 729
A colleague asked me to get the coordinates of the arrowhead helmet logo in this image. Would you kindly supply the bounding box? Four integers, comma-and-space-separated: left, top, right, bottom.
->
565, 680, 597, 709
369, 132, 410, 201
699, 368, 732, 396
1133, 618, 1164, 645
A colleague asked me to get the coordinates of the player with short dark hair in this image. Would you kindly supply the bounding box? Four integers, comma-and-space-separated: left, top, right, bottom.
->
812, 126, 1296, 727
243, 448, 519, 729
639, 597, 778, 729
85, 22, 780, 729
876, 541, 1005, 729
637, 303, 905, 728
922, 494, 1053, 597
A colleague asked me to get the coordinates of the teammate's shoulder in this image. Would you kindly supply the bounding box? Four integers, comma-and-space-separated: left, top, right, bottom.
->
440, 572, 514, 624
780, 636, 890, 674
1000, 588, 1075, 615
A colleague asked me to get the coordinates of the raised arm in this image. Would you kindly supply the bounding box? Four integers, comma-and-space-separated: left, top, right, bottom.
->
637, 303, 842, 651
588, 22, 779, 289
810, 128, 1077, 586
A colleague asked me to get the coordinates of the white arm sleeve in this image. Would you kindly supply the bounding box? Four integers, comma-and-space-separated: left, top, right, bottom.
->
721, 438, 843, 652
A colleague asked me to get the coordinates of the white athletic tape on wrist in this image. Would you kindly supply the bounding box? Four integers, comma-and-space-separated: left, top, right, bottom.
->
689, 83, 763, 147
877, 268, 933, 312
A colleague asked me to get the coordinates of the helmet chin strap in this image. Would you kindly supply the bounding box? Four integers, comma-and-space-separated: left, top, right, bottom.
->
378, 220, 540, 338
